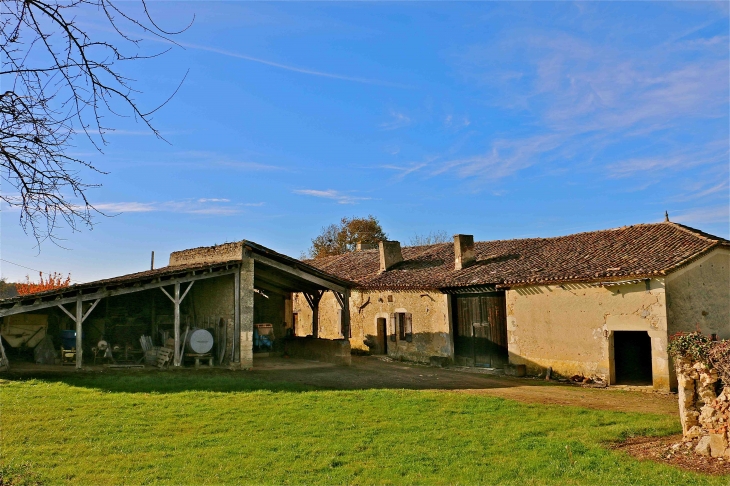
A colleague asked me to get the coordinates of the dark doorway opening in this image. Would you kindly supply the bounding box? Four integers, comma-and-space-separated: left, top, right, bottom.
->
614, 331, 653, 385
376, 317, 388, 355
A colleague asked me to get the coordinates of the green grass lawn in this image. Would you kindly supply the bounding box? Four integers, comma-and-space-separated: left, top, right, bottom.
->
0, 372, 724, 485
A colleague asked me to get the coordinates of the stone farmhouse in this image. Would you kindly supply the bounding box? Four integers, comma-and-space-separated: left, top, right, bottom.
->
1, 220, 727, 393
294, 221, 729, 391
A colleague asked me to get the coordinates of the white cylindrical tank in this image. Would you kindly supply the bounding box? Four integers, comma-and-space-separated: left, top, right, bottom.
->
185, 328, 214, 354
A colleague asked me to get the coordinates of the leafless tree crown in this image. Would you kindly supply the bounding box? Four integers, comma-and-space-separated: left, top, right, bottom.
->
1, 0, 190, 245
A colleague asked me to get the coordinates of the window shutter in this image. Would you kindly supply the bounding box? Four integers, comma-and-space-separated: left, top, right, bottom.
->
405, 313, 413, 342
389, 313, 396, 342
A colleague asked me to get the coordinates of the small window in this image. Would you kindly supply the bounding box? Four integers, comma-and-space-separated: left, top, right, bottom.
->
395, 312, 413, 342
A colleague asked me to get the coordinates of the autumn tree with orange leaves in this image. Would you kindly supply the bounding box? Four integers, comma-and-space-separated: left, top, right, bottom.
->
16, 272, 71, 295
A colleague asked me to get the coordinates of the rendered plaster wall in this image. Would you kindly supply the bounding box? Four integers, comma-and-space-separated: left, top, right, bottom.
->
292, 290, 452, 363
666, 248, 730, 339
506, 279, 672, 390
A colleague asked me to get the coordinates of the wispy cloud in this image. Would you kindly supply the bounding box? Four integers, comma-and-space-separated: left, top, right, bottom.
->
172, 151, 283, 171
380, 111, 412, 130
443, 25, 729, 184
444, 114, 470, 130
293, 189, 370, 204
93, 199, 263, 216
379, 163, 428, 180
672, 205, 730, 226
144, 34, 410, 88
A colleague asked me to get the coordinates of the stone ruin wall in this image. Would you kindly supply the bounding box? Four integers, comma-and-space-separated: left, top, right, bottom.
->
169, 242, 244, 266
676, 357, 730, 459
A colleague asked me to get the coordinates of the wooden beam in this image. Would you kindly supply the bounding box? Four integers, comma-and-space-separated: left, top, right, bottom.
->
333, 291, 345, 309
303, 290, 324, 339
179, 281, 194, 303
252, 254, 347, 293
340, 290, 350, 339
173, 283, 181, 367
254, 271, 322, 294
252, 279, 288, 296
233, 268, 240, 363
75, 296, 83, 369
160, 286, 174, 303
57, 303, 76, 321
81, 299, 101, 323
0, 268, 238, 318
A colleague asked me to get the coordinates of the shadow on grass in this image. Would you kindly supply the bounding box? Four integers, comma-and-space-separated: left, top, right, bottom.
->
1, 357, 559, 395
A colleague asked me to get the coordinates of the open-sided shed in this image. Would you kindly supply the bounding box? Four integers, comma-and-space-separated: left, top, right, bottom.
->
0, 240, 353, 369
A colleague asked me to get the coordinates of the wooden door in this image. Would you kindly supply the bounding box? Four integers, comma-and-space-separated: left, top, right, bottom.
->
453, 292, 508, 368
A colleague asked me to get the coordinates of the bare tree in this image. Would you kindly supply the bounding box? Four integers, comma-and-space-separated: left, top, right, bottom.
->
1, 0, 190, 245
408, 230, 449, 247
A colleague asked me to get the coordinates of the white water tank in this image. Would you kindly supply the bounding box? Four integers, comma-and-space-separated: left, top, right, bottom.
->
185, 328, 214, 354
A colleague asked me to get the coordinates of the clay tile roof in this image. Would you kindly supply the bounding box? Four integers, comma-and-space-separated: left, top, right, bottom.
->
305, 222, 729, 291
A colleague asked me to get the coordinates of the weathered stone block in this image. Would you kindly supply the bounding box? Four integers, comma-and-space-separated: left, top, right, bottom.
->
695, 435, 712, 456
709, 433, 728, 458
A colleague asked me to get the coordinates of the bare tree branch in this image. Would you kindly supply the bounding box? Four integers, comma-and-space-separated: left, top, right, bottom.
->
0, 0, 191, 246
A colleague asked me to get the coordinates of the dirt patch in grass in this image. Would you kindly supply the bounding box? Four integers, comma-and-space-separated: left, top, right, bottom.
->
613, 434, 730, 476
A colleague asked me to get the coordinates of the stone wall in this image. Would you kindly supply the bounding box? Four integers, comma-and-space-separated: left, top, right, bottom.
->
675, 357, 730, 458
283, 337, 351, 365
169, 242, 243, 266
506, 279, 671, 389
291, 289, 452, 363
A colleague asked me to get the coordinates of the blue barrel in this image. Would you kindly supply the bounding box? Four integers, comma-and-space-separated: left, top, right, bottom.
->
60, 330, 77, 349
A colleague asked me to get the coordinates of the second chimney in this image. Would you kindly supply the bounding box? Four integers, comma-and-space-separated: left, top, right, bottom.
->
379, 240, 403, 273
454, 234, 475, 270
357, 241, 378, 251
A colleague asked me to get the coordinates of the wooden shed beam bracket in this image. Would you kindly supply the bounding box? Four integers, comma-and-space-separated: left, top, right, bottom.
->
57, 303, 76, 321
160, 286, 175, 303
82, 299, 101, 323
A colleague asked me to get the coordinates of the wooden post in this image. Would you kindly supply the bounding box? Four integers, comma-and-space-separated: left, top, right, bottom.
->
341, 290, 350, 339
173, 282, 181, 366
234, 268, 240, 363
312, 301, 319, 339
75, 295, 83, 369
303, 291, 324, 339
150, 294, 157, 344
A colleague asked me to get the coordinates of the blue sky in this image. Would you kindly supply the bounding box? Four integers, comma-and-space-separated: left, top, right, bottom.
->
1, 1, 728, 283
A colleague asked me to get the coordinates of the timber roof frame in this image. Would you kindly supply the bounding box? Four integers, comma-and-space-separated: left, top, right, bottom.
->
0, 240, 354, 318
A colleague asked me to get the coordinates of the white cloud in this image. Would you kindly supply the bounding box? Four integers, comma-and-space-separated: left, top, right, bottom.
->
93, 199, 261, 215
445, 26, 729, 184
143, 35, 411, 88
672, 205, 730, 226
380, 111, 412, 130
293, 189, 370, 204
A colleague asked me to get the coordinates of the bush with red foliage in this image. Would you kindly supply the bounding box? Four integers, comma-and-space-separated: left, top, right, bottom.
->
16, 272, 72, 296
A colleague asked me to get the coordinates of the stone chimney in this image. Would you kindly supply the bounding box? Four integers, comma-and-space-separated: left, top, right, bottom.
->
356, 242, 378, 251
454, 234, 475, 270
379, 241, 403, 273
